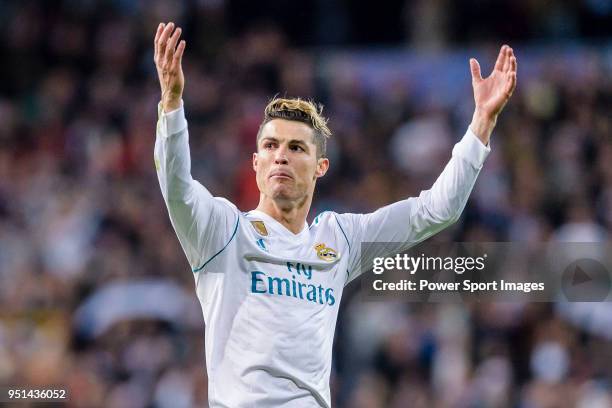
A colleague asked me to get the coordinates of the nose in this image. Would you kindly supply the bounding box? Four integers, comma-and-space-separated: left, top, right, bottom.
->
274, 146, 289, 165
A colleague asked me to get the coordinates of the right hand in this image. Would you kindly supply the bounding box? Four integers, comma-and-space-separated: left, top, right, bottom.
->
154, 22, 186, 113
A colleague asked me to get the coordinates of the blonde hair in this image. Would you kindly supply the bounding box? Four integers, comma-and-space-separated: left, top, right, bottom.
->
257, 97, 332, 158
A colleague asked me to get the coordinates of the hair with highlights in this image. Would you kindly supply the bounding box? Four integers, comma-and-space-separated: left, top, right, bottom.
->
257, 97, 332, 158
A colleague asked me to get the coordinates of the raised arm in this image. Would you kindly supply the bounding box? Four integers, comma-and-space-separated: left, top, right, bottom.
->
153, 22, 238, 272
154, 22, 191, 201
340, 45, 518, 282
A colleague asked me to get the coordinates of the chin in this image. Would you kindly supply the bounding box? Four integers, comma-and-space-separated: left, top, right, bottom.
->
271, 186, 298, 201
272, 190, 293, 201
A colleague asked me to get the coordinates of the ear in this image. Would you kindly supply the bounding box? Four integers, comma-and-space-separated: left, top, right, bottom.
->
315, 157, 329, 178
252, 152, 258, 172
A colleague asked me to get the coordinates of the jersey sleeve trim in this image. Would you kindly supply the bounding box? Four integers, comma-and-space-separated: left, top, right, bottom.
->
332, 213, 351, 255
192, 216, 240, 273
333, 214, 353, 280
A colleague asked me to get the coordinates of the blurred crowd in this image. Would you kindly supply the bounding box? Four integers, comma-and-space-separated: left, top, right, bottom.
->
0, 1, 611, 407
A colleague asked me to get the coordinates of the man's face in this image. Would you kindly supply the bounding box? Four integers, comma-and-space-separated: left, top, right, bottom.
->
253, 119, 329, 204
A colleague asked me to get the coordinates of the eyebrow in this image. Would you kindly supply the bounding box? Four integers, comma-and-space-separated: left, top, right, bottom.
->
260, 137, 310, 147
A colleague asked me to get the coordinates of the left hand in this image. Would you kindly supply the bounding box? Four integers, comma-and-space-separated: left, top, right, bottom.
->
471, 45, 517, 117
469, 45, 517, 144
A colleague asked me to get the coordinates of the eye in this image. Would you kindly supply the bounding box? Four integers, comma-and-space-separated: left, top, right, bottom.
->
264, 142, 276, 150
290, 145, 305, 152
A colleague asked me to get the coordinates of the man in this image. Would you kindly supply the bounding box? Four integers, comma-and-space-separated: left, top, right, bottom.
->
153, 21, 517, 407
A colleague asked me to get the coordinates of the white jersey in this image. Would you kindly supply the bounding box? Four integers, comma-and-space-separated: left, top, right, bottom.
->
154, 102, 490, 407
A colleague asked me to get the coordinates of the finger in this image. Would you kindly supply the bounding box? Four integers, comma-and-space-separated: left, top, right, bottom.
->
470, 58, 482, 82
505, 72, 517, 97
509, 55, 517, 73
163, 27, 182, 65
158, 22, 175, 63
170, 40, 186, 72
163, 27, 182, 67
154, 23, 165, 60
494, 45, 508, 72
502, 47, 513, 72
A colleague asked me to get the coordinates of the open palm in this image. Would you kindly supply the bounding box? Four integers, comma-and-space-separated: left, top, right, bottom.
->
470, 45, 517, 118
154, 22, 186, 112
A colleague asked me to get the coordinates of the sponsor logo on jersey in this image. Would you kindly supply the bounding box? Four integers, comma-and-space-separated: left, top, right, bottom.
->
250, 221, 268, 236
314, 243, 338, 262
250, 262, 336, 306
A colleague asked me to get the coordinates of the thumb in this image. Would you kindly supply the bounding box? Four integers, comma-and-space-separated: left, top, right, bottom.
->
470, 58, 482, 82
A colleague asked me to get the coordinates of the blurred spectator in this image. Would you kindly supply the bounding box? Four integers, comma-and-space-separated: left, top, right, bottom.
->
0, 1, 610, 407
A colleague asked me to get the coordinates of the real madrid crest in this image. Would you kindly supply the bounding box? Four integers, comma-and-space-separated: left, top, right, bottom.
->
250, 221, 268, 236
314, 243, 338, 262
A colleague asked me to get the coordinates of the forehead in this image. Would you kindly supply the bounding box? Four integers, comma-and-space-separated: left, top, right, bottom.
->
259, 119, 315, 144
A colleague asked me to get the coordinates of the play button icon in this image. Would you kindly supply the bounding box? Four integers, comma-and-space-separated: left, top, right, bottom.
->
571, 265, 592, 285
562, 259, 611, 302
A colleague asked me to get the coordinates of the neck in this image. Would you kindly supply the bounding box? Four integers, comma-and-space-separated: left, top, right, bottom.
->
255, 194, 312, 234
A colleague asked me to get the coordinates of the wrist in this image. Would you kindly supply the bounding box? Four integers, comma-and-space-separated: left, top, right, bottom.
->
469, 109, 497, 145
162, 93, 182, 113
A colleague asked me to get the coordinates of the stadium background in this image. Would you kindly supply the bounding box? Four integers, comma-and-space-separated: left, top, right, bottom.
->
0, 0, 611, 406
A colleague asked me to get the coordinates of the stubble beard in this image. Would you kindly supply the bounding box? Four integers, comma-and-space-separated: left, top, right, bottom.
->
269, 183, 310, 211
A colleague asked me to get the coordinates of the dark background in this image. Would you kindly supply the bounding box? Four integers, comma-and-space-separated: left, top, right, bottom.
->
0, 0, 610, 406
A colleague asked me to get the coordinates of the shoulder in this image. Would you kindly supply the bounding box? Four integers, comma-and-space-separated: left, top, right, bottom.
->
204, 196, 241, 220
310, 210, 348, 228
213, 196, 239, 211
310, 210, 334, 227
310, 210, 361, 238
